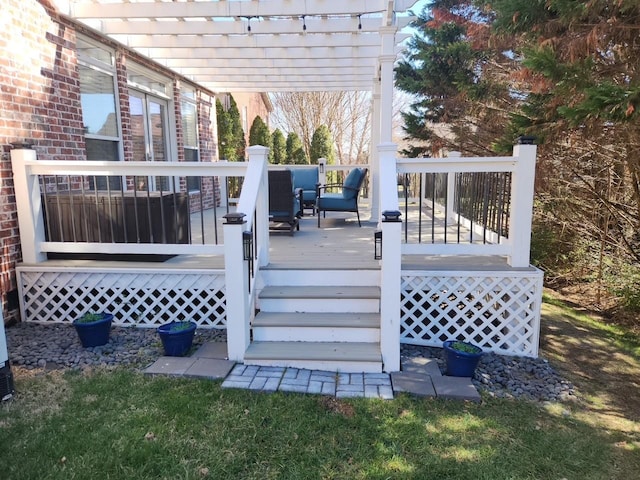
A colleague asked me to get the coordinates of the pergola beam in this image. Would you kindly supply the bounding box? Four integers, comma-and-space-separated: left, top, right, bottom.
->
115, 32, 395, 50
135, 45, 388, 60
71, 0, 393, 19
98, 17, 398, 36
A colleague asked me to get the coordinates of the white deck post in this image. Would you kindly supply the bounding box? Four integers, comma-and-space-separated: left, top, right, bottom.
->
10, 147, 47, 264
224, 216, 251, 362
318, 158, 327, 187
369, 82, 381, 221
446, 151, 461, 224
248, 146, 270, 267
508, 140, 537, 267
378, 143, 401, 372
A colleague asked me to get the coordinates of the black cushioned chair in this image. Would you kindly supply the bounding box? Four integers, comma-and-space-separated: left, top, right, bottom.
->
268, 170, 302, 235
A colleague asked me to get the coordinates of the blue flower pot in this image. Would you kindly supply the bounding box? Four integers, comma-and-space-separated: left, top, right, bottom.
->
157, 321, 197, 357
443, 340, 483, 377
73, 313, 113, 348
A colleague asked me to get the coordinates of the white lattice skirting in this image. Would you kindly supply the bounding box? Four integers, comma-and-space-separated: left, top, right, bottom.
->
400, 269, 544, 356
17, 268, 227, 328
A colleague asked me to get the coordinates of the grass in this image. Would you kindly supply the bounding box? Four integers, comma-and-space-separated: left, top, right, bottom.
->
1, 297, 639, 479
0, 370, 630, 480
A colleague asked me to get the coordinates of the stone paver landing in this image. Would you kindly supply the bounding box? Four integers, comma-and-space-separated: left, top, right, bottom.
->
144, 342, 480, 402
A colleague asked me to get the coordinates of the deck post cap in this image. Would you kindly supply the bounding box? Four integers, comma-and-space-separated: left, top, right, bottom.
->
223, 212, 247, 225
382, 210, 402, 222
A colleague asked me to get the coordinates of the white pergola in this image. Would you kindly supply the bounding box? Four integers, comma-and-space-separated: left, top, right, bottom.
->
53, 0, 420, 219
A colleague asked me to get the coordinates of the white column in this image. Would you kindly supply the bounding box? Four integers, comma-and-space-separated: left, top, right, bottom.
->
369, 84, 381, 221
10, 148, 47, 263
508, 143, 537, 267
224, 219, 250, 362
379, 26, 397, 143
378, 143, 401, 372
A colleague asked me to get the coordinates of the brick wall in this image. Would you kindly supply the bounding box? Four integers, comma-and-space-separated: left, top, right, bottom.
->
0, 0, 222, 323
0, 0, 86, 323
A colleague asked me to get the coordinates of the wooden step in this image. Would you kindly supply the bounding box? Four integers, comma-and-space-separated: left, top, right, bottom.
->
244, 341, 382, 373
252, 312, 380, 342
259, 286, 380, 299
260, 268, 380, 287
258, 286, 380, 313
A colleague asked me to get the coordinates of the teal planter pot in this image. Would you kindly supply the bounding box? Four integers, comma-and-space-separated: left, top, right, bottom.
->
73, 313, 113, 348
157, 321, 197, 356
443, 340, 483, 377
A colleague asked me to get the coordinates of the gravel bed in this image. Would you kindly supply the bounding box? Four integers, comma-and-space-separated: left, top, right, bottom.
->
402, 344, 578, 403
5, 323, 577, 403
5, 322, 226, 372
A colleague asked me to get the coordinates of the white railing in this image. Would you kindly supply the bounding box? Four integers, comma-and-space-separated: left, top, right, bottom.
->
377, 142, 542, 358
224, 146, 270, 361
10, 148, 259, 262
385, 143, 537, 267
11, 146, 271, 363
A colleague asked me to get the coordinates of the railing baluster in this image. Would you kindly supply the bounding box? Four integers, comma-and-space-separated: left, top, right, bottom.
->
145, 179, 153, 243
106, 176, 115, 243
211, 176, 218, 244
120, 177, 128, 243
418, 173, 423, 244
41, 176, 53, 242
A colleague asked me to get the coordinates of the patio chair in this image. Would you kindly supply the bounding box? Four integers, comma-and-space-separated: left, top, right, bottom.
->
292, 167, 319, 216
316, 167, 368, 227
268, 169, 302, 235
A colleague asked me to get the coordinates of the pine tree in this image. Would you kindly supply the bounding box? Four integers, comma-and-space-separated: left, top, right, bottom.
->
309, 125, 334, 164
286, 132, 307, 164
395, 1, 518, 156
271, 129, 286, 164
216, 99, 236, 161
228, 96, 245, 160
249, 116, 273, 162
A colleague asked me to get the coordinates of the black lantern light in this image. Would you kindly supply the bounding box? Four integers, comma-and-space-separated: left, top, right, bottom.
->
374, 230, 382, 260
242, 230, 253, 261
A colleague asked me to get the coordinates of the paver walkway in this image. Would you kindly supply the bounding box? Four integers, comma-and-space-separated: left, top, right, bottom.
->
144, 341, 480, 402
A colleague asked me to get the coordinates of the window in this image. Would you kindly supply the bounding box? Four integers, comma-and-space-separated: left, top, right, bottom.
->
77, 36, 121, 190
181, 86, 200, 192
127, 64, 172, 191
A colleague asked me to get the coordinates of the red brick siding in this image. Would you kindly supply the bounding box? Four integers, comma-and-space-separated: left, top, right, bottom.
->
0, 0, 85, 323
0, 0, 223, 323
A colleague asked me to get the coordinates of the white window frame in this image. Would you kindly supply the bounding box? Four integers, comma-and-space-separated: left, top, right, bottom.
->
77, 35, 124, 160
180, 85, 200, 192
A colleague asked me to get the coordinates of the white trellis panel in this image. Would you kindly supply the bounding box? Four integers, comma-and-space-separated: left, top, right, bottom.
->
17, 269, 227, 328
400, 269, 543, 356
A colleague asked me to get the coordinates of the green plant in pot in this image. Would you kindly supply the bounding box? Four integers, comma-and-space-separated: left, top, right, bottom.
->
157, 320, 197, 356
443, 340, 484, 377
73, 312, 113, 348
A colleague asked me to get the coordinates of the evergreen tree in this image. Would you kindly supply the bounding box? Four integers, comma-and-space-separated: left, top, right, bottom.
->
395, 1, 517, 156
216, 99, 236, 161
228, 96, 245, 160
286, 132, 307, 164
249, 116, 273, 162
271, 129, 286, 164
309, 125, 335, 164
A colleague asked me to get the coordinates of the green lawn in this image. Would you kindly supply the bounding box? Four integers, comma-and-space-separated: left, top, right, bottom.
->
1, 297, 639, 480
0, 369, 631, 480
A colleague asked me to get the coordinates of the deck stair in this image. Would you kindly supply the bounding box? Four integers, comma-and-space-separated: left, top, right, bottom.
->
245, 268, 382, 373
